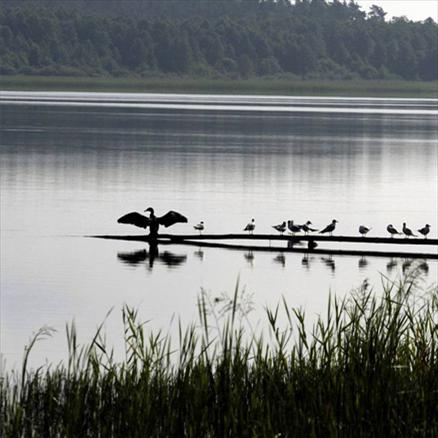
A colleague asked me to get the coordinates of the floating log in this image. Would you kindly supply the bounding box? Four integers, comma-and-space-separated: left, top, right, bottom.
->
90, 234, 438, 259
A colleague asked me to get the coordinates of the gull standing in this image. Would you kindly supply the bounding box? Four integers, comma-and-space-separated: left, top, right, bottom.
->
359, 225, 371, 237
272, 221, 286, 235
418, 224, 431, 239
319, 219, 338, 236
386, 224, 401, 238
244, 218, 255, 235
300, 221, 318, 235
287, 220, 301, 235
402, 222, 416, 238
193, 221, 204, 234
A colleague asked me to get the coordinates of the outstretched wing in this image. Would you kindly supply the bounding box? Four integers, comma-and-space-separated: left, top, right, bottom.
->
117, 212, 150, 229
158, 210, 188, 228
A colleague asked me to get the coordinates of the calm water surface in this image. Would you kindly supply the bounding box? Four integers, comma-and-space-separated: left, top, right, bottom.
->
1, 93, 437, 369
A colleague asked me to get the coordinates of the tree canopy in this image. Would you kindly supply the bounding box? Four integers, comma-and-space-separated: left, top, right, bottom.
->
0, 0, 436, 80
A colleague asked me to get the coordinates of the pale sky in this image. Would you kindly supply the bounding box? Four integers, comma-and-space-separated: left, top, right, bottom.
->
354, 0, 438, 22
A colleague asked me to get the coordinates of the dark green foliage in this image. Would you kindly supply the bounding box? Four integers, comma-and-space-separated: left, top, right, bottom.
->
0, 0, 437, 80
1, 273, 438, 436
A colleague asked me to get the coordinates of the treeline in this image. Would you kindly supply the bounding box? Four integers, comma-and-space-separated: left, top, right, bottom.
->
0, 0, 437, 80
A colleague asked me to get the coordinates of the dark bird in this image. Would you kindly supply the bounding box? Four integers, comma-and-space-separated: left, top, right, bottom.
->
359, 225, 371, 237
287, 220, 301, 234
402, 222, 416, 238
244, 218, 255, 234
319, 219, 338, 236
272, 221, 286, 234
194, 221, 204, 234
300, 221, 318, 234
117, 207, 188, 237
418, 224, 431, 239
387, 224, 401, 238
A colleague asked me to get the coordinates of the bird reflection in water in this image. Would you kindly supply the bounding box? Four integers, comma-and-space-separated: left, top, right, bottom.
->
301, 253, 314, 270
321, 255, 336, 273
402, 258, 413, 274
244, 251, 255, 267
418, 260, 429, 275
273, 253, 286, 268
358, 256, 369, 270
117, 243, 187, 270
386, 258, 398, 273
194, 248, 205, 261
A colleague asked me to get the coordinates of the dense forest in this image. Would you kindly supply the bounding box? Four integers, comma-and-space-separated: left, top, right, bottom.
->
0, 0, 437, 81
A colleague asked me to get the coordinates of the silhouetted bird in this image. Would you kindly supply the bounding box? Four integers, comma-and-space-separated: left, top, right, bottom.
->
300, 221, 318, 234
319, 219, 338, 236
418, 224, 431, 239
387, 224, 401, 238
402, 222, 416, 238
118, 207, 187, 237
244, 218, 255, 234
272, 221, 286, 234
359, 225, 371, 237
194, 221, 204, 234
287, 220, 301, 234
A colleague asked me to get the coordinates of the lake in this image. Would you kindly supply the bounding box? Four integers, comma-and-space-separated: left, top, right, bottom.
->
1, 92, 437, 369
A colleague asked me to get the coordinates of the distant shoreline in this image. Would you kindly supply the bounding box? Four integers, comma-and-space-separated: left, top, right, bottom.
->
1, 75, 437, 98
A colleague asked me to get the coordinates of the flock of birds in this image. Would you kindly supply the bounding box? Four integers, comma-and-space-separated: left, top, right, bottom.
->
194, 219, 431, 239
117, 207, 431, 240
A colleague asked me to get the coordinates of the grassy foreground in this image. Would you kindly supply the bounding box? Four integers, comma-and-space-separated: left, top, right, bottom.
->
1, 75, 438, 97
1, 275, 437, 436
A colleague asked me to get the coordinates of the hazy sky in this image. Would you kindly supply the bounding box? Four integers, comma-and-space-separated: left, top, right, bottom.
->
354, 0, 438, 21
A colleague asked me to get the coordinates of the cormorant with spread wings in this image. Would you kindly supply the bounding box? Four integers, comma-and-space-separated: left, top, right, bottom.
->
117, 207, 188, 237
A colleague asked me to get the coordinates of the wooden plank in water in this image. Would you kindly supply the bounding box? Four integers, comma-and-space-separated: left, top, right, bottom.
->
90, 235, 438, 259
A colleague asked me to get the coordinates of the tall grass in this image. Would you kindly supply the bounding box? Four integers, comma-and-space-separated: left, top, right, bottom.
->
1, 273, 437, 436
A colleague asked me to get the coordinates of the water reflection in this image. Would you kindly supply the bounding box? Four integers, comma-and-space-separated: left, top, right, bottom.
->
402, 259, 413, 274
321, 255, 336, 273
358, 256, 369, 270
418, 260, 429, 275
244, 251, 255, 267
301, 253, 313, 270
193, 248, 205, 261
273, 253, 286, 268
386, 258, 398, 273
117, 244, 187, 270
